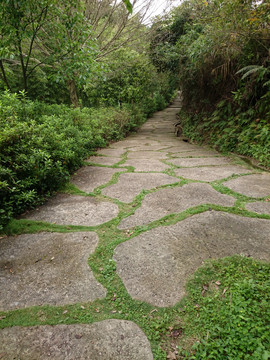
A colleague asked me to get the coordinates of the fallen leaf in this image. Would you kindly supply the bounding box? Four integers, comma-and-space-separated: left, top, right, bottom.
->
63, 310, 68, 314
201, 285, 208, 296
80, 305, 85, 309
222, 288, 228, 296
171, 328, 182, 338
215, 281, 221, 286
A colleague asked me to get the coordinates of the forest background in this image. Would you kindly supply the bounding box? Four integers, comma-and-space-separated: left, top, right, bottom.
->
0, 0, 269, 229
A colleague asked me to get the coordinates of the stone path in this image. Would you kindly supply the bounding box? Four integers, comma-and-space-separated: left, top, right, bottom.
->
1, 97, 270, 359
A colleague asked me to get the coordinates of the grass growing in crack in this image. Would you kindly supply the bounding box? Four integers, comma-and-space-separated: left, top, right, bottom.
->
168, 256, 270, 360
60, 183, 88, 196
1, 255, 269, 360
2, 219, 99, 236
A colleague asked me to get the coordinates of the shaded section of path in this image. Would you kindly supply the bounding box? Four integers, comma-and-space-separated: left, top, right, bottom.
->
1, 95, 269, 358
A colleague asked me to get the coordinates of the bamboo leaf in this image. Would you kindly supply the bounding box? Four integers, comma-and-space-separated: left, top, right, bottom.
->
122, 0, 133, 14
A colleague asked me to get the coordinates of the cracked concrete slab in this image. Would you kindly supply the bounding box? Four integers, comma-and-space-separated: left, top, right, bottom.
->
71, 166, 121, 193
114, 212, 270, 307
168, 157, 232, 167
0, 320, 153, 360
174, 165, 252, 182
122, 159, 170, 172
246, 201, 270, 215
118, 183, 235, 229
86, 156, 122, 166
223, 173, 270, 197
25, 194, 119, 226
0, 232, 106, 310
102, 173, 178, 203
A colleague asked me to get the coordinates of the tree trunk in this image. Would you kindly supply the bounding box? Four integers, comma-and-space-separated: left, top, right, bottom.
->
0, 60, 11, 91
67, 79, 79, 108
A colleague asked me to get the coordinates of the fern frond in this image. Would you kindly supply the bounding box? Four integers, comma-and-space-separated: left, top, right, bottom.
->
236, 65, 265, 80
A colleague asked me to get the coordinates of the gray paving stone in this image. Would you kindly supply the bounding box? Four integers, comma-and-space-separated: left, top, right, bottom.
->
246, 201, 270, 214
25, 194, 119, 226
0, 232, 106, 310
127, 144, 167, 151
97, 148, 127, 157
114, 212, 270, 307
86, 156, 122, 166
0, 320, 153, 360
118, 183, 235, 229
223, 173, 270, 197
127, 151, 168, 159
102, 173, 178, 203
169, 157, 232, 167
174, 165, 252, 182
71, 166, 121, 193
160, 145, 203, 152
169, 150, 221, 157
122, 159, 170, 172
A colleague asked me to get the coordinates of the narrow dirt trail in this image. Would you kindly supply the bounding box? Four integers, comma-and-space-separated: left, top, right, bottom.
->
1, 97, 270, 359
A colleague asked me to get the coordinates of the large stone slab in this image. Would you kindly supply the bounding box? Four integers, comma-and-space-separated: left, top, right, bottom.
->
169, 150, 222, 158
0, 232, 105, 310
161, 145, 203, 153
223, 173, 270, 197
25, 194, 119, 226
114, 212, 270, 307
71, 166, 121, 193
97, 148, 127, 157
246, 201, 270, 215
174, 165, 252, 182
118, 183, 235, 229
127, 151, 168, 159
86, 156, 122, 166
0, 320, 153, 360
102, 173, 178, 203
122, 159, 170, 172
126, 144, 167, 152
169, 157, 232, 167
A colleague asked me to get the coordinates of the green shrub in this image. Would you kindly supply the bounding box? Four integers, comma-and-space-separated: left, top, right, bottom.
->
0, 91, 145, 230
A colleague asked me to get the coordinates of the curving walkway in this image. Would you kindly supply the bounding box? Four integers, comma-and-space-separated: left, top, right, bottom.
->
1, 97, 270, 359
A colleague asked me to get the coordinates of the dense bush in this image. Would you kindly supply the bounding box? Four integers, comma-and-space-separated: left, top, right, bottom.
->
85, 49, 177, 116
150, 0, 270, 167
179, 87, 270, 167
0, 91, 147, 230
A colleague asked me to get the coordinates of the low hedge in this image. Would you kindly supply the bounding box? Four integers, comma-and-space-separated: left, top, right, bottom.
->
0, 91, 147, 230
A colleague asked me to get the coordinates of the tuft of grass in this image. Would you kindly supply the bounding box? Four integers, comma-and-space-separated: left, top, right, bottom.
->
166, 256, 270, 359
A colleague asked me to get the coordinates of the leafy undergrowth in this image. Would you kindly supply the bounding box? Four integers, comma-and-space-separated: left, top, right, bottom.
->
179, 90, 270, 169
0, 91, 149, 230
163, 256, 270, 360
